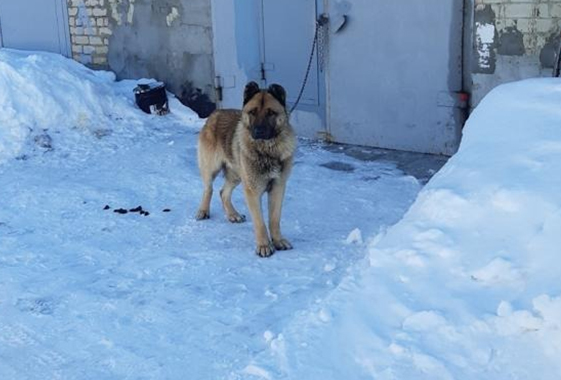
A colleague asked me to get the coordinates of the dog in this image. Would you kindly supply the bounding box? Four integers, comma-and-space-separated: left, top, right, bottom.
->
195, 82, 296, 257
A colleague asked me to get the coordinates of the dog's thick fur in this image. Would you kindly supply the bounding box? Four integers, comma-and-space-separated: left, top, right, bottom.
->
196, 82, 296, 257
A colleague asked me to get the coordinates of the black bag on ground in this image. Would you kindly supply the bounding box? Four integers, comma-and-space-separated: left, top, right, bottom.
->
134, 82, 169, 115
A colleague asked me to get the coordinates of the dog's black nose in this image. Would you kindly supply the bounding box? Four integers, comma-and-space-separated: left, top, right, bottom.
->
252, 126, 272, 140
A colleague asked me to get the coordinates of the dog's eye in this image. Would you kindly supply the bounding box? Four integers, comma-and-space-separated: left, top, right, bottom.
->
248, 109, 257, 116
267, 109, 277, 117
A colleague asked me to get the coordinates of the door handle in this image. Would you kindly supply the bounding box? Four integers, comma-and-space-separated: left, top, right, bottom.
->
332, 14, 348, 33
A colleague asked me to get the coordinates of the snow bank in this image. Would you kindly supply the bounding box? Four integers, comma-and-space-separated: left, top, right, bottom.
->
252, 79, 561, 379
0, 49, 198, 163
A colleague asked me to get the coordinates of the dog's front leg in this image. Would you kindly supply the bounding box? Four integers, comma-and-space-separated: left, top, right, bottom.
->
268, 180, 292, 251
244, 186, 274, 257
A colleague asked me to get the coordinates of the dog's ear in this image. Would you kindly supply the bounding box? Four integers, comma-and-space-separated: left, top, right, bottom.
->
243, 81, 261, 106
267, 84, 286, 108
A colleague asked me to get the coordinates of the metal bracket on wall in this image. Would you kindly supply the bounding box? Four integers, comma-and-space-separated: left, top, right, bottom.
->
437, 91, 469, 109
214, 75, 237, 104
214, 76, 223, 102
259, 62, 275, 82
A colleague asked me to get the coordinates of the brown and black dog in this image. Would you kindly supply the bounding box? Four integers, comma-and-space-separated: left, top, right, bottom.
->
196, 82, 296, 257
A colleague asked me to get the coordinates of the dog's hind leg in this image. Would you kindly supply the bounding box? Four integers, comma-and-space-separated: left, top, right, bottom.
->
220, 168, 246, 223
195, 146, 222, 220
196, 168, 220, 220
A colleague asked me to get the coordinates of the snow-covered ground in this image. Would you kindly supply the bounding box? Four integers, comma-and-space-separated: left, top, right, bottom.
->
2, 50, 560, 380
249, 80, 561, 379
0, 50, 421, 379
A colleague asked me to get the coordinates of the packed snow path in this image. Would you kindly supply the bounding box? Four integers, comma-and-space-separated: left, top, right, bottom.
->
0, 50, 422, 379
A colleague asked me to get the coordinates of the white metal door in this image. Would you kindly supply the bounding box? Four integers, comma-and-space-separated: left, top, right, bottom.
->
260, 0, 326, 138
211, 0, 326, 138
0, 0, 71, 57
211, 1, 261, 109
260, 0, 320, 108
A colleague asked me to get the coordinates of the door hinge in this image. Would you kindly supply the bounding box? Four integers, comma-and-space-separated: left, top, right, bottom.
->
260, 63, 266, 81
214, 76, 223, 102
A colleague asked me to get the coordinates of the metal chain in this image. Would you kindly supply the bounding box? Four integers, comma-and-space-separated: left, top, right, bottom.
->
317, 17, 328, 72
290, 17, 327, 114
553, 31, 561, 77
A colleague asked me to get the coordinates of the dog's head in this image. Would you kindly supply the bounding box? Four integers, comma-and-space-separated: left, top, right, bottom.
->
242, 81, 288, 141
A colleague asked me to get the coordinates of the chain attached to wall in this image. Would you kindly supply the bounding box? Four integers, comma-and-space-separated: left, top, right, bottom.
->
290, 14, 329, 114
553, 31, 561, 77
317, 14, 329, 73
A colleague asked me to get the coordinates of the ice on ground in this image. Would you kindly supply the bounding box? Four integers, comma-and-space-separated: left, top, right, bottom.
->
345, 228, 363, 245
470, 258, 524, 287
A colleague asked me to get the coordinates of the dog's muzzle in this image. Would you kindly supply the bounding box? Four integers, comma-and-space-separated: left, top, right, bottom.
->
251, 125, 275, 140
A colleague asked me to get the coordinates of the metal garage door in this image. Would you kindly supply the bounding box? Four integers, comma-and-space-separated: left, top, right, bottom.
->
260, 0, 322, 111
326, 0, 465, 155
211, 0, 326, 139
211, 0, 465, 154
0, 0, 71, 57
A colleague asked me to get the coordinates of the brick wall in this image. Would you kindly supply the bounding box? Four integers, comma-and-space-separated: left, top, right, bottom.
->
471, 0, 561, 106
68, 0, 111, 68
65, 0, 215, 117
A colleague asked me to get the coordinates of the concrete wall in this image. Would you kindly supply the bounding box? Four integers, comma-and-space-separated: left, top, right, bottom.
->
471, 0, 561, 106
67, 0, 215, 116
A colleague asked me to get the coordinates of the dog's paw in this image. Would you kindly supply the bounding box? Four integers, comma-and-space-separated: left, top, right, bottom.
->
256, 243, 275, 258
273, 238, 293, 251
227, 213, 246, 223
195, 209, 210, 220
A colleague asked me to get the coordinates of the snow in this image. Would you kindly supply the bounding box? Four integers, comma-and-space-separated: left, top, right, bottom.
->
2, 49, 560, 380
0, 50, 420, 379
249, 79, 561, 379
